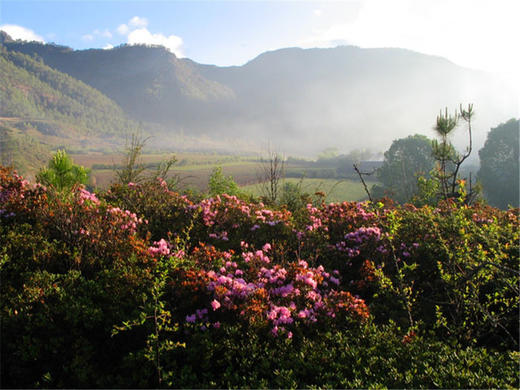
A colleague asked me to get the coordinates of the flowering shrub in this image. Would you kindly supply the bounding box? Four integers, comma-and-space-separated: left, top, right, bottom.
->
102, 178, 195, 241
1, 166, 518, 388
1, 167, 156, 387
190, 194, 294, 251
171, 243, 369, 338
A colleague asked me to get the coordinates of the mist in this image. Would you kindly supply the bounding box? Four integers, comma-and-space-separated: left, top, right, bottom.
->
185, 46, 518, 157
3, 38, 517, 160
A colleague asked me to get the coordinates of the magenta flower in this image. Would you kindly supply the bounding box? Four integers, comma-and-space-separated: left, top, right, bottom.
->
211, 299, 221, 311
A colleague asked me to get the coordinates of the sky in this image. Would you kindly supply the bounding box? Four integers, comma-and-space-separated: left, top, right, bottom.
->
0, 0, 519, 81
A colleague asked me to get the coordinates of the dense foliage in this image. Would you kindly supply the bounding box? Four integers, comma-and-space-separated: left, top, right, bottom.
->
0, 46, 137, 138
478, 118, 519, 209
207, 166, 244, 198
372, 134, 435, 203
36, 150, 90, 191
1, 166, 518, 388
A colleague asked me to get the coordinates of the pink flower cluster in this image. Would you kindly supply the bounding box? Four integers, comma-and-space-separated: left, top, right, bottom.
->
333, 226, 382, 257
344, 226, 382, 243
106, 206, 142, 233
208, 231, 229, 241
308, 202, 377, 232
78, 188, 100, 205
306, 204, 325, 231
148, 238, 170, 256
0, 173, 38, 204
148, 238, 185, 259
183, 243, 368, 338
196, 194, 292, 235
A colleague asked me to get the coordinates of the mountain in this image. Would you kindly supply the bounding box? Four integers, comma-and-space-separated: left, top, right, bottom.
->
196, 46, 517, 154
1, 33, 517, 155
0, 47, 137, 136
1, 38, 234, 126
0, 33, 140, 173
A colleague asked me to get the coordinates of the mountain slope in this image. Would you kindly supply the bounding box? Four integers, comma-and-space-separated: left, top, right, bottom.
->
196, 46, 517, 153
2, 34, 517, 155
2, 38, 235, 126
0, 36, 141, 173
0, 44, 137, 139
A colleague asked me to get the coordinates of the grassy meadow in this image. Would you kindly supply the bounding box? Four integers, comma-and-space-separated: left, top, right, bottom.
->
68, 152, 375, 201
242, 177, 375, 203
70, 152, 260, 190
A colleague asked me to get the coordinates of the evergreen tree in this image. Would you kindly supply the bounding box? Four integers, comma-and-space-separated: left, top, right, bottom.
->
37, 149, 89, 190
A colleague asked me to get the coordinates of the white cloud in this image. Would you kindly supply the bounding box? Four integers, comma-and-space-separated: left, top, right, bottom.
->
117, 16, 147, 36
299, 0, 520, 74
0, 24, 44, 42
114, 16, 184, 56
129, 16, 148, 28
313, 9, 322, 17
83, 28, 113, 42
103, 43, 114, 50
117, 24, 129, 35
127, 27, 184, 57
94, 29, 112, 39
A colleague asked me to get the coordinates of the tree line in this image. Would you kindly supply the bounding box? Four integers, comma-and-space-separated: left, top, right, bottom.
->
373, 110, 518, 209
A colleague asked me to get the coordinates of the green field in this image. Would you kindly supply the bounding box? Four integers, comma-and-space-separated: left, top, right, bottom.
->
68, 152, 260, 189
64, 153, 378, 200
242, 178, 377, 203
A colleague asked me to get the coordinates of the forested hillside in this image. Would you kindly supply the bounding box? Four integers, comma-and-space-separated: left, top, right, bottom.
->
2, 35, 516, 155
2, 37, 234, 126
0, 46, 137, 138
0, 35, 140, 174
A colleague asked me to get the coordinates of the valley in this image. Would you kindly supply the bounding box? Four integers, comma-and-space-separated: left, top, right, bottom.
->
1, 4, 518, 388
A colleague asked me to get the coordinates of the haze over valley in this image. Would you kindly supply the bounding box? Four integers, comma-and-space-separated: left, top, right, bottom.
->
1, 30, 517, 162
1, 3, 519, 388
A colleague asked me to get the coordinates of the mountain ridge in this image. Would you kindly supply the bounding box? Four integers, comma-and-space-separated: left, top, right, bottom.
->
1, 32, 517, 155
0, 36, 141, 173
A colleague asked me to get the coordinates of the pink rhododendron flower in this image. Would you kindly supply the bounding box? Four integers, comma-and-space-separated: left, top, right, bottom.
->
211, 299, 221, 311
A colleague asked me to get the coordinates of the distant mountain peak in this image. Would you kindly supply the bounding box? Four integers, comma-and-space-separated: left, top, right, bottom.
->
0, 31, 15, 44
1, 39, 515, 155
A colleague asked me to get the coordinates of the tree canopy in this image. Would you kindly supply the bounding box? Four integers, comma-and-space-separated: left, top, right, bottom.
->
478, 118, 519, 209
208, 166, 243, 197
373, 134, 435, 203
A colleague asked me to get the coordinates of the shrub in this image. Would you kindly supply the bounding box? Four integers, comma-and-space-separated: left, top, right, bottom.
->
36, 149, 89, 191
207, 166, 243, 198
1, 166, 518, 388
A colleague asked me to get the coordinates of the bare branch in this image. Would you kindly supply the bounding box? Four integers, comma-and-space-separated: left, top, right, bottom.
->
258, 144, 285, 204
353, 163, 375, 202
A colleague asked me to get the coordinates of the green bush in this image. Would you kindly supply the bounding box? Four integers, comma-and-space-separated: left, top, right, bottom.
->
1, 166, 518, 388
36, 149, 89, 191
207, 166, 244, 198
